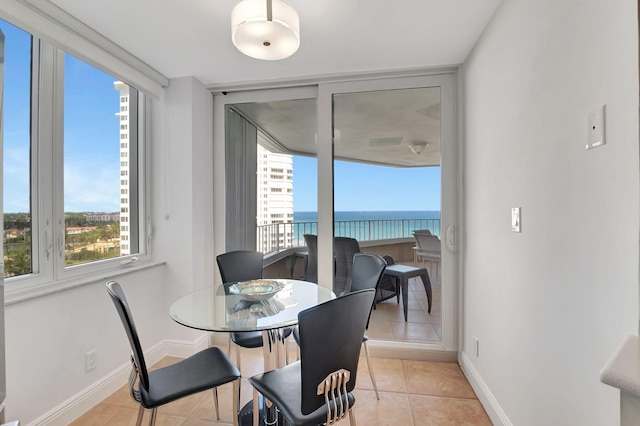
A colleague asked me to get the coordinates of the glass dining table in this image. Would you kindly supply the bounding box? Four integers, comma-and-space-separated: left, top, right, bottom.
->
169, 278, 334, 425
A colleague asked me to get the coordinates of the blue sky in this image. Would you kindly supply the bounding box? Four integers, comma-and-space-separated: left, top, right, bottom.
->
292, 156, 441, 212
3, 19, 121, 213
2, 19, 440, 215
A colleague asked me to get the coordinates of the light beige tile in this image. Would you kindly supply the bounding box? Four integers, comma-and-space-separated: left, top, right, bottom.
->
356, 357, 407, 393
391, 322, 440, 343
190, 385, 239, 424
349, 389, 415, 426
409, 394, 492, 425
158, 391, 207, 417
403, 361, 477, 399
366, 321, 394, 340
101, 384, 140, 409
70, 404, 123, 425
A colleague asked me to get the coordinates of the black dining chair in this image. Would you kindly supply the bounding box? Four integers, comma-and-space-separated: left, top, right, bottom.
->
293, 252, 387, 400
303, 234, 318, 283
106, 281, 241, 426
249, 288, 376, 426
334, 236, 361, 296
345, 252, 387, 400
216, 250, 294, 369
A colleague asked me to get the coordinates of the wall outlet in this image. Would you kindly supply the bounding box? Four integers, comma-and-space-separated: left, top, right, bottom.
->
586, 105, 606, 150
86, 350, 96, 372
473, 337, 479, 357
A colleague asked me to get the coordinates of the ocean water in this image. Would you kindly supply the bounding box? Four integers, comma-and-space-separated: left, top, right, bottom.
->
292, 210, 441, 241
294, 210, 440, 222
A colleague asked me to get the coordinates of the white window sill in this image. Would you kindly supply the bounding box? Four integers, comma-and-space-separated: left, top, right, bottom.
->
5, 260, 166, 305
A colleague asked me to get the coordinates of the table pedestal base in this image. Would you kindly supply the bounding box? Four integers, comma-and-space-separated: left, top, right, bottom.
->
239, 395, 284, 426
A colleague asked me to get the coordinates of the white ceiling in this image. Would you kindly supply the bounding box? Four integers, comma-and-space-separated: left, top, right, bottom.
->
47, 0, 501, 167
47, 0, 501, 87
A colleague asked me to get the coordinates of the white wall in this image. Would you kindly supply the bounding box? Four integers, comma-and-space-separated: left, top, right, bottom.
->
460, 0, 639, 425
3, 76, 215, 424
4, 266, 168, 424
151, 76, 215, 342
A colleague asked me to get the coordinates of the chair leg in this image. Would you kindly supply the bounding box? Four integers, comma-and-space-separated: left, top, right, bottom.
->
235, 347, 243, 404
233, 379, 240, 426
213, 387, 220, 420
135, 405, 145, 426
148, 407, 157, 426
253, 388, 260, 426
363, 340, 379, 400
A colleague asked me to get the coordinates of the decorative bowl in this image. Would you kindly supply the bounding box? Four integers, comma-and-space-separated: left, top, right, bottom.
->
228, 279, 284, 301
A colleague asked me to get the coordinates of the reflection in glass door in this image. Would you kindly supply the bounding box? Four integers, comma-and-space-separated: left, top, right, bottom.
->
332, 87, 443, 344
319, 74, 457, 351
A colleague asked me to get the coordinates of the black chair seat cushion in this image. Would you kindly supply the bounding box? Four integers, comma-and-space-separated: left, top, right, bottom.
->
139, 347, 240, 409
231, 331, 264, 348
248, 362, 355, 426
232, 327, 294, 349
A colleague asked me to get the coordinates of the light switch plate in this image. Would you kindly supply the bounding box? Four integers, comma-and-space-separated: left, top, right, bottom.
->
512, 207, 521, 233
586, 105, 605, 150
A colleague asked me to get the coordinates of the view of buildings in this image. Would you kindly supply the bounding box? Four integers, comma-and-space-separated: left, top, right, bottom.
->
256, 134, 294, 253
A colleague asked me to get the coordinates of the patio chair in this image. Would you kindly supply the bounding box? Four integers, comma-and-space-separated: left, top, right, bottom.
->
334, 236, 361, 296
106, 281, 241, 426
248, 289, 376, 426
375, 254, 400, 306
303, 234, 318, 283
413, 232, 441, 277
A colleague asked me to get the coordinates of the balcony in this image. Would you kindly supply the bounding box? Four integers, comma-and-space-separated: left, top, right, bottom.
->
259, 217, 442, 346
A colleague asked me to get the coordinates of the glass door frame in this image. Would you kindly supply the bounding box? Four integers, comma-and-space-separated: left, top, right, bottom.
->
213, 72, 459, 353
318, 74, 458, 352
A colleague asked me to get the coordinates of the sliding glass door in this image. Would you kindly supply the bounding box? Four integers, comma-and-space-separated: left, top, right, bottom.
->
318, 74, 457, 351
214, 72, 458, 352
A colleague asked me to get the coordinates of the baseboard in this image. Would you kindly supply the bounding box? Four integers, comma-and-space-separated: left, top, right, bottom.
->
459, 351, 512, 426
28, 335, 207, 426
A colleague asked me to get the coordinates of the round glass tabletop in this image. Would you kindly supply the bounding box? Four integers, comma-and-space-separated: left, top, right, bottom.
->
169, 279, 334, 332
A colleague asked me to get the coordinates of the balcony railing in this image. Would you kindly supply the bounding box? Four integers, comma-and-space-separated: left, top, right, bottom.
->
257, 218, 441, 254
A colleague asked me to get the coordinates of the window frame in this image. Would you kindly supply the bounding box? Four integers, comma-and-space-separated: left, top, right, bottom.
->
4, 28, 151, 302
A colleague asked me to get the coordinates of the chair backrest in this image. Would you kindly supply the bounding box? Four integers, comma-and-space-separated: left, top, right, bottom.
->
303, 234, 318, 283
298, 289, 376, 415
348, 252, 387, 294
216, 250, 264, 283
334, 237, 361, 296
413, 229, 432, 236
414, 233, 441, 253
106, 281, 150, 391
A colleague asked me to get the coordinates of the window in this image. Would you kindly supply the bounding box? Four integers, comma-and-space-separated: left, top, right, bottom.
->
3, 21, 32, 278
2, 17, 148, 285
62, 54, 142, 269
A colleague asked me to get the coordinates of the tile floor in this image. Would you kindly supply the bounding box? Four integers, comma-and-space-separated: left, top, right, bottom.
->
72, 261, 472, 425
368, 261, 441, 345
71, 347, 491, 426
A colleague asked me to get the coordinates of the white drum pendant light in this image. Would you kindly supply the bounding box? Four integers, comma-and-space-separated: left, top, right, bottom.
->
231, 0, 300, 60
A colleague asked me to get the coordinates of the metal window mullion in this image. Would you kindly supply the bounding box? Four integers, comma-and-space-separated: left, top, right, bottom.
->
49, 46, 65, 277
32, 39, 59, 280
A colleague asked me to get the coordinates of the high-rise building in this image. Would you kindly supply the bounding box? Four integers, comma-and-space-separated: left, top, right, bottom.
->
114, 81, 130, 255
256, 133, 294, 252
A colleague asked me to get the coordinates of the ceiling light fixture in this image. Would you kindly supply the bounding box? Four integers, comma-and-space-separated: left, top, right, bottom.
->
231, 0, 300, 61
409, 141, 428, 155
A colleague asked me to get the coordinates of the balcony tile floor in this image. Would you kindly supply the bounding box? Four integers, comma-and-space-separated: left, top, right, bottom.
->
71, 349, 491, 426
369, 262, 441, 344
